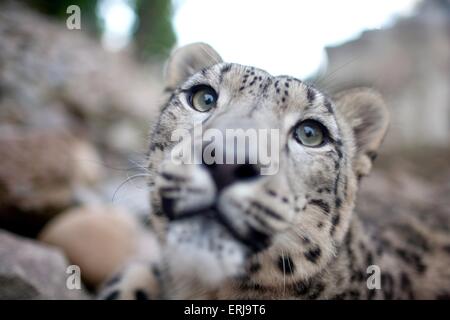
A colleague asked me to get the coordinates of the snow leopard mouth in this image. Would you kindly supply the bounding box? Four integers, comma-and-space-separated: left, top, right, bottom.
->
164, 204, 269, 253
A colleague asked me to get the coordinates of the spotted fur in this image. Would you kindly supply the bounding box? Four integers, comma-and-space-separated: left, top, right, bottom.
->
99, 43, 450, 300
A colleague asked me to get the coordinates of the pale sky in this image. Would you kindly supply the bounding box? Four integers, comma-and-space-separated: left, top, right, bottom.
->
173, 0, 418, 78
99, 0, 418, 79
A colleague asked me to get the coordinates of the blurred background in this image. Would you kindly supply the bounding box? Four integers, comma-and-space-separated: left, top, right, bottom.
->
0, 0, 449, 299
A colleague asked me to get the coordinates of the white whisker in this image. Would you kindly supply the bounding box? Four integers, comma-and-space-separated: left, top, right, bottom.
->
112, 173, 151, 202
281, 249, 286, 296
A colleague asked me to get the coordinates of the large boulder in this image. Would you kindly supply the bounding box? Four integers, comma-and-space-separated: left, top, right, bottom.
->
0, 128, 103, 237
0, 1, 161, 156
0, 229, 90, 299
38, 205, 156, 289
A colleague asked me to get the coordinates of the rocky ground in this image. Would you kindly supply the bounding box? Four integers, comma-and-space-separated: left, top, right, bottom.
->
0, 2, 448, 299
0, 2, 160, 298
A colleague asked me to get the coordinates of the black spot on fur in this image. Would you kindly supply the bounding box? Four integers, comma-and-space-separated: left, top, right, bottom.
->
308, 199, 330, 215
395, 224, 430, 252
244, 224, 271, 252
150, 141, 165, 152
336, 147, 343, 159
366, 252, 374, 267
335, 197, 342, 209
304, 247, 321, 263
400, 272, 415, 299
345, 230, 355, 266
200, 67, 209, 76
332, 213, 340, 227
347, 290, 360, 299
395, 248, 427, 273
293, 281, 311, 296
221, 64, 231, 73
278, 255, 296, 274
367, 288, 377, 300
324, 100, 333, 113
308, 283, 325, 299
332, 293, 347, 300
330, 226, 336, 236
219, 64, 232, 83
334, 160, 340, 170
306, 87, 315, 103
104, 290, 120, 300
134, 290, 149, 300
249, 262, 261, 274
351, 270, 365, 283
381, 273, 395, 299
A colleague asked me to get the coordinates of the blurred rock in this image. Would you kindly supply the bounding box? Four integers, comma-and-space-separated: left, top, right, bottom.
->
0, 1, 156, 235
356, 162, 450, 231
318, 0, 450, 149
38, 205, 141, 288
0, 1, 161, 157
0, 229, 90, 299
71, 139, 104, 186
0, 128, 103, 237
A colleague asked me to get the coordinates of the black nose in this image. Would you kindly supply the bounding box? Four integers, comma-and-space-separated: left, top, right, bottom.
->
204, 162, 260, 191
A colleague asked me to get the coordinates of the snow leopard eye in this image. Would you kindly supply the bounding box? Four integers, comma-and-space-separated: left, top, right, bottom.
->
294, 120, 328, 147
188, 85, 218, 112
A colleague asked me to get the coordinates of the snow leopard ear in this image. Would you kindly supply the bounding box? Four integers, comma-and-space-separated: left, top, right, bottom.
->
165, 43, 223, 90
334, 88, 390, 179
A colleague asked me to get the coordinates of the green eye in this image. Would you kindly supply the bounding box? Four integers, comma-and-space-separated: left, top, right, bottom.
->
189, 86, 218, 112
294, 120, 327, 147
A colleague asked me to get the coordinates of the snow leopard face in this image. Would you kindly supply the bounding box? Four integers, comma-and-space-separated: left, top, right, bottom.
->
147, 43, 389, 288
